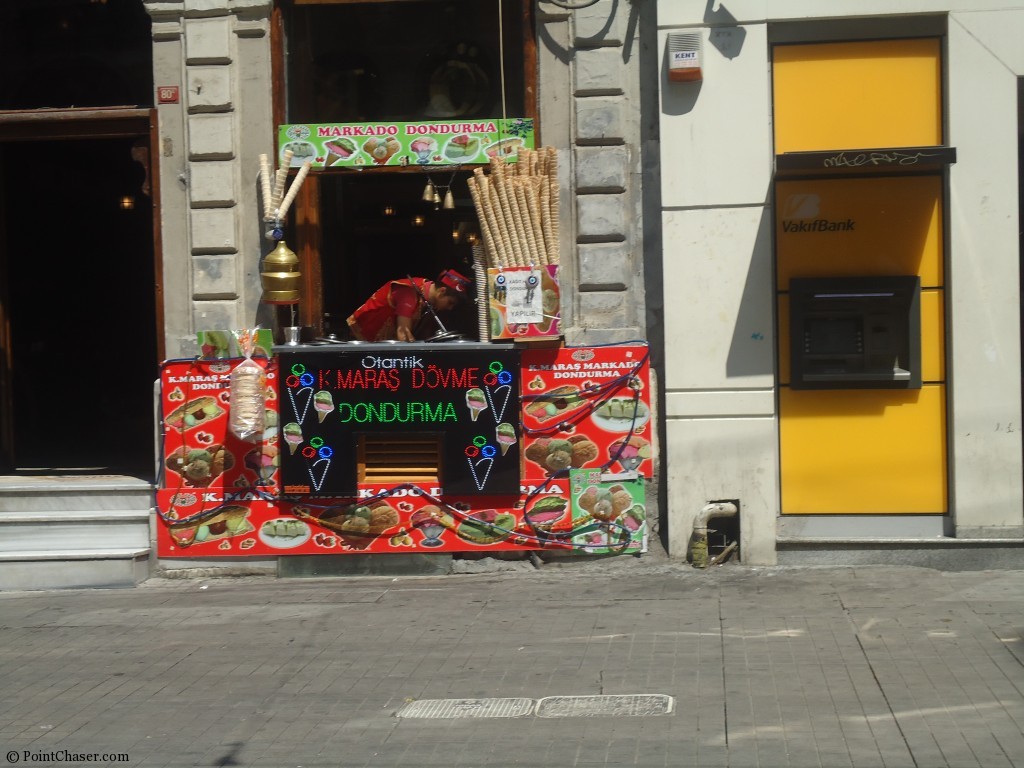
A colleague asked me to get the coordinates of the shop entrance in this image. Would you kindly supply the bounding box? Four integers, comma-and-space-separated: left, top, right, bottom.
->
0, 0, 156, 476
0, 125, 159, 476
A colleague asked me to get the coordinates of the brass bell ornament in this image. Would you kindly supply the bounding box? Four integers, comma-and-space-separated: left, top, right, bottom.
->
260, 238, 301, 305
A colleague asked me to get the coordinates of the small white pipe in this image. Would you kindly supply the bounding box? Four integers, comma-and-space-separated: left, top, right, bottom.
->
693, 501, 739, 534
690, 501, 738, 568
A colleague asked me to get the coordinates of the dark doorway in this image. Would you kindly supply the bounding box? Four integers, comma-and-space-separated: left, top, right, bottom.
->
0, 0, 156, 477
0, 135, 157, 475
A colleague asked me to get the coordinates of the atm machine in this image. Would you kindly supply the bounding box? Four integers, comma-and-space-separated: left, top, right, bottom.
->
788, 275, 921, 390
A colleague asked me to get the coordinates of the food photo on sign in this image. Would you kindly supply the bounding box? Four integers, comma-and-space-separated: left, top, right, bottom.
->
159, 356, 280, 492
520, 344, 652, 480
569, 470, 647, 554
155, 486, 578, 557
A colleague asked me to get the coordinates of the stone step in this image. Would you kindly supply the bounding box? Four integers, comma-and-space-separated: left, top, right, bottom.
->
0, 549, 151, 591
0, 512, 150, 552
0, 476, 154, 513
0, 475, 155, 590
776, 536, 1024, 570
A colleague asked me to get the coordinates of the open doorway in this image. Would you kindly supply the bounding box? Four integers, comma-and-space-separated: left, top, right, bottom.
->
0, 132, 158, 476
0, 0, 156, 477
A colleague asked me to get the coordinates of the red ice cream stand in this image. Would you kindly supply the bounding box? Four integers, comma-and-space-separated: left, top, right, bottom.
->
155, 121, 653, 563
156, 340, 651, 560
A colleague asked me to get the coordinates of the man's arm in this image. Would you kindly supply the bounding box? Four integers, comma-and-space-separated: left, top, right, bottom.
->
395, 315, 416, 342
392, 284, 421, 341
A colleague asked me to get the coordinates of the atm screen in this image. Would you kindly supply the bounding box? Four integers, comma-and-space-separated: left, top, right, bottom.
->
806, 317, 862, 356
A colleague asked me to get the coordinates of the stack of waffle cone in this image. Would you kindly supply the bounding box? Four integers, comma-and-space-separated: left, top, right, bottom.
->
466, 146, 560, 269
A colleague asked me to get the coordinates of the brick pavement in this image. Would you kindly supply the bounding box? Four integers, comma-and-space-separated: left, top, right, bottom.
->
1, 562, 1023, 767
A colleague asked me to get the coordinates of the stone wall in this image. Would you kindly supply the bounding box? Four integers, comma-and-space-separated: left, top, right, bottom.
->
539, 0, 647, 344
147, 0, 649, 354
146, 0, 274, 359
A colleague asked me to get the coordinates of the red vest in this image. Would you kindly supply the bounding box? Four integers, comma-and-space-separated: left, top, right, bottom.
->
346, 278, 431, 341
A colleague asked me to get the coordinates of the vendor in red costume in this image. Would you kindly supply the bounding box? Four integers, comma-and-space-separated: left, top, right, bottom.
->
346, 269, 472, 342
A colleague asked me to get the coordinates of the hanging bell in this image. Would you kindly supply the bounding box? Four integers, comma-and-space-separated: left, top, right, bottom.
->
443, 190, 455, 209
261, 240, 301, 304
263, 239, 299, 270
422, 180, 435, 202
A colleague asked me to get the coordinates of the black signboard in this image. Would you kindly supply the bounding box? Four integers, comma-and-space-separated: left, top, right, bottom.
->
775, 146, 956, 177
277, 344, 521, 496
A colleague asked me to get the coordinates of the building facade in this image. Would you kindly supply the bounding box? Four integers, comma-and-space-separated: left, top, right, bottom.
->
1, 0, 1022, 588
656, 1, 1024, 566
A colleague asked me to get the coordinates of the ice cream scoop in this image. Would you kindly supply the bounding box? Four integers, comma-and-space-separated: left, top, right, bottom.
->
363, 136, 401, 165
410, 138, 437, 163
524, 496, 568, 530
609, 436, 651, 471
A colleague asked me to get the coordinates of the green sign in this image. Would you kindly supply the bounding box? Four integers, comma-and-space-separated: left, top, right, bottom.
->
568, 469, 647, 555
277, 118, 535, 169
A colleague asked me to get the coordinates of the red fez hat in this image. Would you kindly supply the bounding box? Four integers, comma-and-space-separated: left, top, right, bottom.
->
438, 269, 471, 296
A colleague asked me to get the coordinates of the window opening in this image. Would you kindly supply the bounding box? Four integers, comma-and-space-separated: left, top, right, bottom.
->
284, 0, 525, 125
277, 0, 534, 339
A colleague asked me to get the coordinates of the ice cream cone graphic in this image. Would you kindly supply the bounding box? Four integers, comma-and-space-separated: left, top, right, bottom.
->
324, 139, 355, 166
466, 388, 487, 422
283, 422, 303, 454
314, 391, 335, 424
496, 422, 516, 456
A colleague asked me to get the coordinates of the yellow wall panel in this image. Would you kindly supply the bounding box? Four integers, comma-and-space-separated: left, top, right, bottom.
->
920, 288, 944, 383
774, 38, 947, 517
776, 176, 944, 288
779, 385, 947, 514
773, 39, 942, 153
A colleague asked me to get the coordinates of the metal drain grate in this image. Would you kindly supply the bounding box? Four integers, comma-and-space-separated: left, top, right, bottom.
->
396, 698, 534, 719
535, 694, 674, 718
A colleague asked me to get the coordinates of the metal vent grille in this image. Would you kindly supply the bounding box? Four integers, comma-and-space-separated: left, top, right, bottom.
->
395, 695, 675, 719
535, 694, 674, 718
396, 698, 534, 719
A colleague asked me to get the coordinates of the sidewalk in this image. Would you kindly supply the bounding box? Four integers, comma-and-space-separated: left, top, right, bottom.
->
1, 559, 1023, 767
